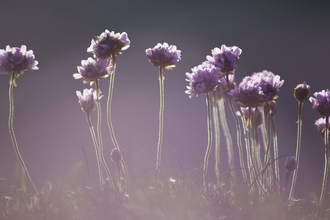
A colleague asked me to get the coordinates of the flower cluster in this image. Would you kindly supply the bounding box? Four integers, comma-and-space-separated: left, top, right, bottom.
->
146, 42, 181, 69
229, 70, 284, 108
0, 45, 38, 85
76, 88, 102, 115
206, 45, 242, 73
73, 58, 114, 85
87, 30, 130, 59
185, 62, 221, 98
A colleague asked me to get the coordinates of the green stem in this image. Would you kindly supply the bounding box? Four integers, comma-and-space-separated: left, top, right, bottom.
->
8, 73, 38, 194
155, 67, 165, 184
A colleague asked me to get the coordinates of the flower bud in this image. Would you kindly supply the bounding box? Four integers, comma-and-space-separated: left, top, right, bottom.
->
294, 82, 310, 103
285, 156, 297, 172
110, 148, 122, 163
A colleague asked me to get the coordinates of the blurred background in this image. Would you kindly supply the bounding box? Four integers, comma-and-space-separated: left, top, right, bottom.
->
0, 0, 329, 197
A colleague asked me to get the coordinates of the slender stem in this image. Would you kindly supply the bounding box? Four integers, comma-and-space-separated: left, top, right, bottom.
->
225, 73, 248, 184
95, 81, 114, 188
155, 66, 165, 184
288, 102, 303, 202
203, 94, 212, 190
271, 116, 280, 196
86, 115, 104, 187
212, 92, 221, 187
319, 116, 330, 207
217, 91, 236, 188
8, 73, 38, 194
106, 55, 129, 189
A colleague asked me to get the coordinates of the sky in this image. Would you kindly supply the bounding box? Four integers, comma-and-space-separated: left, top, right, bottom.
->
1, 0, 330, 196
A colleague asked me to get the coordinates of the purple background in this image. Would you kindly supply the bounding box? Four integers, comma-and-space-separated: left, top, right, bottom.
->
1, 0, 329, 197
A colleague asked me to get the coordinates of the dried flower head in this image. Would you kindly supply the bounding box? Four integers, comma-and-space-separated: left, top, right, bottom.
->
73, 58, 113, 85
146, 42, 181, 70
294, 82, 310, 103
206, 44, 242, 73
309, 89, 330, 117
0, 45, 38, 86
110, 148, 122, 163
285, 156, 297, 172
252, 70, 284, 102
229, 76, 264, 108
76, 88, 102, 115
87, 30, 130, 59
185, 62, 221, 98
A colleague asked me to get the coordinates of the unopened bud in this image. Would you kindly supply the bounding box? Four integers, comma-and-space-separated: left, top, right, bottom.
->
110, 148, 121, 162
294, 82, 310, 103
285, 156, 297, 172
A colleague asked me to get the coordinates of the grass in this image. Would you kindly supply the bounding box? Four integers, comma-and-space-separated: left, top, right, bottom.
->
1, 162, 329, 220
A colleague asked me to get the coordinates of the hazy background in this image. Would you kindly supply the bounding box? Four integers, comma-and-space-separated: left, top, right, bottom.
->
1, 0, 329, 197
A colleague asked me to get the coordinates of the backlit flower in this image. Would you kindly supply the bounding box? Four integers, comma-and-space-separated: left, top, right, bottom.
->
0, 45, 38, 86
309, 90, 330, 117
219, 74, 236, 94
185, 62, 221, 98
206, 44, 242, 73
76, 88, 102, 115
315, 117, 330, 139
252, 70, 284, 102
146, 42, 181, 70
73, 58, 113, 85
87, 30, 130, 59
229, 76, 264, 108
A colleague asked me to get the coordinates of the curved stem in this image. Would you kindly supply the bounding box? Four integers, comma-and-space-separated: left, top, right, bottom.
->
86, 115, 104, 187
8, 73, 38, 194
203, 94, 212, 190
225, 73, 248, 184
154, 67, 165, 184
288, 102, 303, 202
106, 55, 129, 189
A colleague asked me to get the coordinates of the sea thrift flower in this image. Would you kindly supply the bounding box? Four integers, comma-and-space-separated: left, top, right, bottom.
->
309, 90, 330, 117
206, 44, 242, 73
252, 70, 284, 102
185, 62, 221, 98
76, 88, 102, 115
294, 82, 310, 103
87, 30, 130, 59
229, 76, 264, 107
315, 117, 330, 139
146, 42, 181, 69
73, 58, 113, 85
0, 45, 38, 86
285, 156, 297, 172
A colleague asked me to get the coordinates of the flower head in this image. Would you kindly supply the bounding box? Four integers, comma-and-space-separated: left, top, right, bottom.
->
185, 62, 221, 98
76, 88, 102, 115
146, 42, 181, 70
110, 148, 122, 163
285, 156, 297, 172
252, 70, 284, 102
0, 45, 38, 86
87, 30, 130, 59
206, 44, 242, 73
315, 117, 330, 139
229, 76, 264, 108
294, 82, 310, 103
309, 90, 330, 117
73, 58, 113, 85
